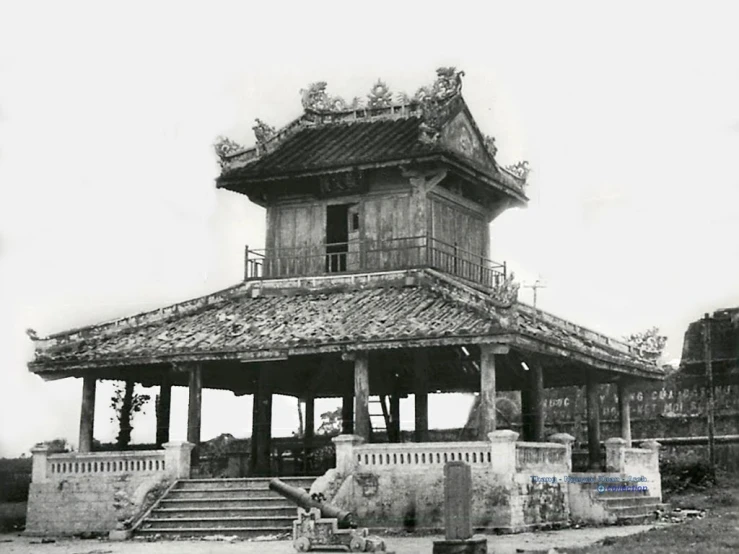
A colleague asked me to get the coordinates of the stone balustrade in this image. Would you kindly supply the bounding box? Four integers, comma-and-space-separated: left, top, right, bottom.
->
354, 441, 492, 470
31, 441, 194, 483
605, 437, 660, 474
333, 430, 572, 476
515, 441, 569, 472
27, 441, 194, 536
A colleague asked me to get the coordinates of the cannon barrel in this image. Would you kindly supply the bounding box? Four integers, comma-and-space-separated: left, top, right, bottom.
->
269, 478, 356, 529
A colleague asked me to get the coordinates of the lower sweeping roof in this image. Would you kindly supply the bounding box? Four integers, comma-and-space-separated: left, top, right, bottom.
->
28, 269, 662, 383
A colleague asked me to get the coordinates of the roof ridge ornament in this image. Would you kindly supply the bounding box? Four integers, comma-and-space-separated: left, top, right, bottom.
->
214, 136, 247, 167
489, 272, 520, 307
366, 79, 393, 109
505, 161, 531, 183
300, 82, 349, 112
484, 136, 498, 158
252, 118, 276, 147
416, 67, 465, 143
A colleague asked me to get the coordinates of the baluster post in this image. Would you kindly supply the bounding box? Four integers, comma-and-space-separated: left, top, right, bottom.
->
244, 244, 249, 281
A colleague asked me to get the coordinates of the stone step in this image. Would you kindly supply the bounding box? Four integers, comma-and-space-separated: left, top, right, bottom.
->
604, 500, 666, 526
609, 503, 661, 517
134, 477, 314, 541
140, 516, 295, 530
599, 495, 662, 508
135, 527, 292, 539
150, 506, 296, 519
177, 477, 314, 490
159, 497, 293, 510
166, 487, 288, 500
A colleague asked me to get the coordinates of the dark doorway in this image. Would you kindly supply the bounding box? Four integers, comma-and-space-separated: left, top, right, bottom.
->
326, 204, 355, 272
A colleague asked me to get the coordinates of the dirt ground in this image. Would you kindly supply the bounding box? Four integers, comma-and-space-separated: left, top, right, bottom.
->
0, 525, 657, 554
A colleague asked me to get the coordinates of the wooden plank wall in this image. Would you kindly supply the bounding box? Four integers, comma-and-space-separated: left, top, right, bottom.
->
268, 202, 325, 275
429, 192, 487, 258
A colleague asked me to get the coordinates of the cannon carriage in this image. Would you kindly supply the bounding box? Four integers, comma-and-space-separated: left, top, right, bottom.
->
269, 478, 389, 552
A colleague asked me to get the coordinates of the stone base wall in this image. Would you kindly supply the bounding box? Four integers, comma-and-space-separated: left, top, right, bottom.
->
314, 432, 572, 533
25, 441, 193, 536
511, 474, 569, 529
26, 473, 169, 536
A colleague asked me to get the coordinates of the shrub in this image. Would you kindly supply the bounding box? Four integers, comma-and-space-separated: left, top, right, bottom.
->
660, 458, 716, 494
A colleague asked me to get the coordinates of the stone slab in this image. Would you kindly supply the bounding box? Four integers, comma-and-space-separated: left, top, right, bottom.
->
432, 535, 487, 554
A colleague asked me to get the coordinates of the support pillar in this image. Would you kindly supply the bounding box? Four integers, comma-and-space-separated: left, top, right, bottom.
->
187, 364, 202, 466
253, 365, 273, 476
531, 363, 545, 442
354, 352, 370, 442
303, 395, 315, 474
389, 394, 401, 442
520, 389, 534, 442
78, 376, 96, 453
618, 380, 632, 447
156, 377, 172, 447
414, 350, 429, 442
250, 390, 259, 475
341, 394, 354, 435
585, 375, 601, 471
479, 345, 506, 440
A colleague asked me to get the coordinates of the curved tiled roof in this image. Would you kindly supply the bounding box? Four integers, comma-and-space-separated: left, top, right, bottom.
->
221, 117, 438, 180
28, 270, 661, 381
33, 284, 505, 366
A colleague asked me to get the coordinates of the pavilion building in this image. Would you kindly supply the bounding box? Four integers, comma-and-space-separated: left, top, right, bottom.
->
25, 69, 666, 538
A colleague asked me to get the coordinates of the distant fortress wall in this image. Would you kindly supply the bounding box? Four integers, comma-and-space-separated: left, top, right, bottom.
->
541, 370, 739, 470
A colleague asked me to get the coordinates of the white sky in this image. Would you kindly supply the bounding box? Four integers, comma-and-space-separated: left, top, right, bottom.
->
1, 1, 738, 457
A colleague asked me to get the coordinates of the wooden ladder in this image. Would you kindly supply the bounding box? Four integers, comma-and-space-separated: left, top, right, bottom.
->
368, 395, 391, 440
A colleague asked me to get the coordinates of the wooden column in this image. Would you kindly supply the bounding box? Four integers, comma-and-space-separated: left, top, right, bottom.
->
389, 394, 401, 443
585, 375, 602, 471
618, 381, 632, 447
520, 389, 534, 441
156, 376, 172, 447
253, 365, 273, 475
78, 376, 96, 453
479, 345, 505, 439
187, 364, 202, 465
116, 380, 134, 447
341, 394, 354, 434
531, 363, 545, 442
354, 352, 370, 441
414, 350, 429, 442
304, 396, 315, 442
304, 395, 315, 474
250, 390, 259, 475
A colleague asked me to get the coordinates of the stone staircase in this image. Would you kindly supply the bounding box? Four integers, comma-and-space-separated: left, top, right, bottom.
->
135, 476, 314, 539
592, 483, 668, 524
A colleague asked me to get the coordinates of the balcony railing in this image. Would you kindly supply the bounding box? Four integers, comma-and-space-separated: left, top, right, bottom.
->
244, 235, 506, 290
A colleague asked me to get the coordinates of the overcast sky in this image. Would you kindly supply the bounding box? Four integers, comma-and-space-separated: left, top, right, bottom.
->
1, 1, 738, 457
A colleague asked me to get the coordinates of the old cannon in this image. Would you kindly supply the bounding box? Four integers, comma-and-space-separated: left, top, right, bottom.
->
269, 478, 389, 552
269, 478, 356, 528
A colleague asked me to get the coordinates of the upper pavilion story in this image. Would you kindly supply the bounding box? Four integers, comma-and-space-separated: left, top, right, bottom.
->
215, 68, 530, 293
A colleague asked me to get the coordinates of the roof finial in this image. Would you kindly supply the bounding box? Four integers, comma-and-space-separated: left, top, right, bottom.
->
300, 82, 348, 112
366, 79, 393, 109
433, 67, 465, 101
252, 119, 276, 146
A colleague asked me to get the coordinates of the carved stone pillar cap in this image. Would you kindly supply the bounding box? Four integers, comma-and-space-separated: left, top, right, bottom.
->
332, 434, 366, 446
605, 437, 628, 446
640, 439, 661, 451
31, 444, 51, 453
548, 433, 575, 445
163, 441, 195, 451
487, 430, 519, 443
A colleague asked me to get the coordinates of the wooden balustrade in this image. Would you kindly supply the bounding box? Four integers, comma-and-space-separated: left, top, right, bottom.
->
244, 235, 506, 290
